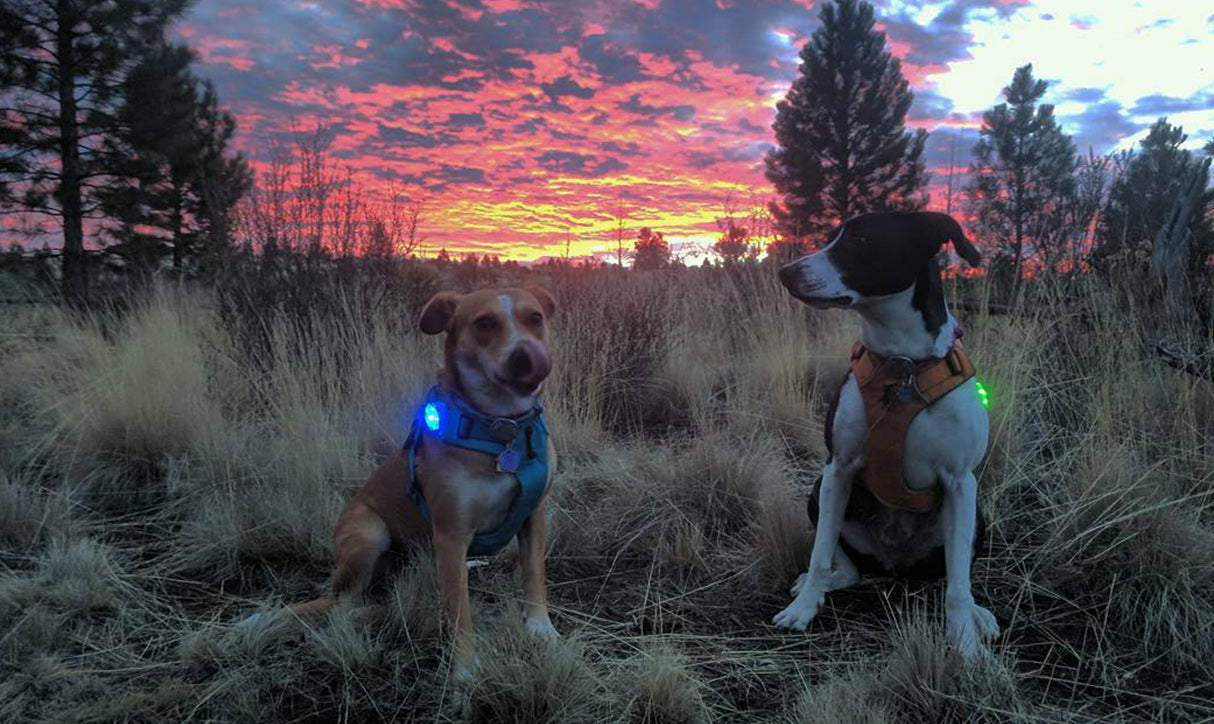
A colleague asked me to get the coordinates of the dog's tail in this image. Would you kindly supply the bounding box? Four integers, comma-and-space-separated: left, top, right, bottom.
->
289, 596, 338, 617
234, 596, 336, 630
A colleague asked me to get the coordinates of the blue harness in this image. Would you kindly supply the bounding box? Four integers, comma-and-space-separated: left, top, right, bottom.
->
404, 386, 551, 556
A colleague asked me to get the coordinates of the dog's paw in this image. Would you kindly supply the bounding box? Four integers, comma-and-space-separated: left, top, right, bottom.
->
947, 600, 1000, 658
789, 572, 809, 597
973, 603, 1000, 642
451, 648, 480, 686
448, 675, 473, 720
524, 616, 560, 642
772, 587, 824, 631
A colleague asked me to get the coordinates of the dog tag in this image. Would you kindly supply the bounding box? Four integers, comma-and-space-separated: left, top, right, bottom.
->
497, 449, 520, 473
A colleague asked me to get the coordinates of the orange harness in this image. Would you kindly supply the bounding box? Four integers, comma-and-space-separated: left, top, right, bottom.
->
849, 341, 977, 512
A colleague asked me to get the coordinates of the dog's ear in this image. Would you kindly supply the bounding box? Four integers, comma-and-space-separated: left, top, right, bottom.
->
949, 230, 982, 267
525, 285, 557, 318
933, 213, 982, 267
419, 291, 461, 335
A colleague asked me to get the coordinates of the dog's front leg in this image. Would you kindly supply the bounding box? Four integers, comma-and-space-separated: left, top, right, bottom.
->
773, 460, 853, 630
516, 504, 558, 640
433, 531, 477, 681
941, 470, 999, 658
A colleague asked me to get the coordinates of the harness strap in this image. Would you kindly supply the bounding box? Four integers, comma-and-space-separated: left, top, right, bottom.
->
850, 342, 977, 512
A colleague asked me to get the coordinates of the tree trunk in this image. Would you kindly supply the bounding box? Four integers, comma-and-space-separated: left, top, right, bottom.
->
170, 181, 184, 272
1150, 157, 1210, 324
56, 0, 88, 306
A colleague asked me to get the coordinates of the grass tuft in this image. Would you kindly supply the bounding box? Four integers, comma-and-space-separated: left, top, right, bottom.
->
468, 624, 608, 723
626, 645, 710, 724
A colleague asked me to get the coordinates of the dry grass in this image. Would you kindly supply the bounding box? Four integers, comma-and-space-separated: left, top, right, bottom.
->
0, 266, 1211, 722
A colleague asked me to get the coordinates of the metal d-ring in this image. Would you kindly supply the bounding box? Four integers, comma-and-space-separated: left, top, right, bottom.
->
489, 418, 520, 443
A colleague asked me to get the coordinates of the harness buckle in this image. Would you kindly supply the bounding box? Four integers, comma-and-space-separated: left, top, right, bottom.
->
489, 418, 520, 443
883, 356, 921, 404
884, 356, 917, 379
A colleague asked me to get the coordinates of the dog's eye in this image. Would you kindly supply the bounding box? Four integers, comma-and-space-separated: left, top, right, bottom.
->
527, 312, 543, 326
473, 316, 499, 333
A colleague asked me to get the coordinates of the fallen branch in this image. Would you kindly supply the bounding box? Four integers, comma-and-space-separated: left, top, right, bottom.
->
1155, 342, 1214, 383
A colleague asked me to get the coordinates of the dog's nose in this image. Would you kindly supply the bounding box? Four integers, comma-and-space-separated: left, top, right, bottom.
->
506, 347, 533, 378
506, 341, 551, 387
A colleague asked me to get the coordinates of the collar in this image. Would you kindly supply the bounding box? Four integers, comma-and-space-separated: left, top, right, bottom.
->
857, 324, 965, 369
418, 385, 545, 457
849, 340, 974, 405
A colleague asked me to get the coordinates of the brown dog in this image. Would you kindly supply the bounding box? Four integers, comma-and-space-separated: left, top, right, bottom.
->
244, 286, 560, 679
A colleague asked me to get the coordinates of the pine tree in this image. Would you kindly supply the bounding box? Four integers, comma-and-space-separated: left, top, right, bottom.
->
965, 64, 1076, 288
632, 227, 670, 270
764, 0, 929, 241
190, 79, 252, 269
99, 42, 249, 273
713, 219, 753, 264
1094, 118, 1214, 275
0, 0, 193, 303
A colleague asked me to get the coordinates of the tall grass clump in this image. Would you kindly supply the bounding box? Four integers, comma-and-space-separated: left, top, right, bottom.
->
3, 292, 230, 503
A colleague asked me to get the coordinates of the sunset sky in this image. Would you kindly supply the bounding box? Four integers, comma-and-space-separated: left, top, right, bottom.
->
173, 0, 1213, 261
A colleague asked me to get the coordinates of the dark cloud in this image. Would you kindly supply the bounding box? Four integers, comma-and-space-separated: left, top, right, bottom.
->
613, 0, 817, 80
432, 164, 488, 186
446, 112, 485, 128
684, 150, 719, 170
737, 117, 766, 134
550, 127, 587, 140
1061, 87, 1108, 103
909, 88, 955, 122
1058, 100, 1140, 151
1130, 92, 1214, 117
512, 117, 548, 134
375, 123, 459, 148
617, 94, 696, 122
541, 77, 596, 100
373, 163, 487, 189
882, 1, 1031, 70
579, 34, 650, 84
934, 0, 1032, 26
536, 151, 627, 178
723, 142, 772, 163
598, 141, 646, 158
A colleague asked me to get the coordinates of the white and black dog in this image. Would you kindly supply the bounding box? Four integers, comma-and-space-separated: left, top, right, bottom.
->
772, 211, 999, 658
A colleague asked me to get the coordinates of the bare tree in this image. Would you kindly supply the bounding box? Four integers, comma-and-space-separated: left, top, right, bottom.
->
333, 168, 362, 258
399, 195, 426, 258
292, 123, 339, 258
613, 197, 627, 268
